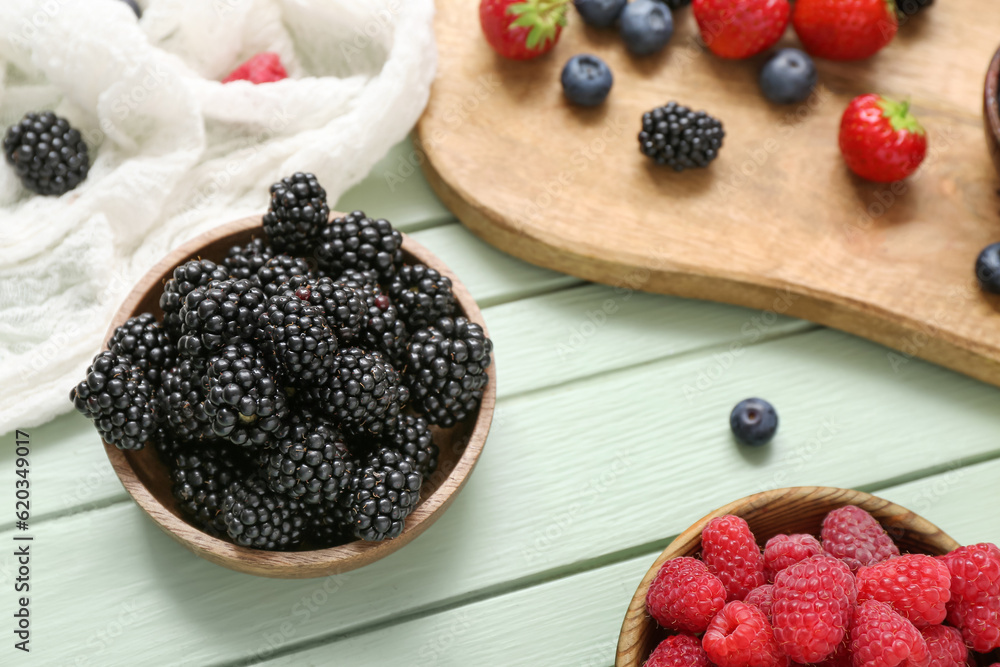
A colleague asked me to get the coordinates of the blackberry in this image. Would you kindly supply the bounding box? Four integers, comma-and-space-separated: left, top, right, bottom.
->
257, 254, 313, 297
222, 237, 274, 281
220, 475, 305, 550
378, 414, 439, 478
279, 275, 367, 341
203, 343, 288, 447
170, 442, 248, 535
261, 419, 353, 504
178, 279, 266, 358
387, 264, 457, 331
334, 272, 408, 361
896, 0, 932, 16
661, 0, 690, 9
300, 502, 350, 548
254, 294, 338, 387
70, 351, 157, 450
160, 259, 229, 338
262, 172, 329, 253
639, 102, 725, 171
159, 358, 213, 442
3, 111, 89, 196
340, 447, 422, 542
305, 347, 408, 435
315, 211, 403, 279
405, 317, 493, 427
108, 313, 176, 384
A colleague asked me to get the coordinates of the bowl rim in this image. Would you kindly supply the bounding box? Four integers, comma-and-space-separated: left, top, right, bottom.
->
614, 486, 960, 667
101, 214, 496, 578
984, 46, 1000, 166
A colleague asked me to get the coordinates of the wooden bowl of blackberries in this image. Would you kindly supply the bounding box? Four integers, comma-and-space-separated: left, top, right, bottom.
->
70, 173, 496, 578
985, 44, 1000, 177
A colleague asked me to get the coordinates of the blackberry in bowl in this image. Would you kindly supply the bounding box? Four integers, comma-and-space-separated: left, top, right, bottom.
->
73, 186, 495, 578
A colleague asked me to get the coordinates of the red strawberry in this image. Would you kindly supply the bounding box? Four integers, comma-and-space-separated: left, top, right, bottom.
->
479, 0, 568, 60
839, 94, 927, 183
792, 0, 897, 61
692, 0, 790, 60
222, 53, 288, 84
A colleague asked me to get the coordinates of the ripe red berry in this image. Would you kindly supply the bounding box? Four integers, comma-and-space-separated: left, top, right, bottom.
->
939, 543, 1000, 653
645, 633, 713, 667
701, 515, 767, 601
692, 0, 790, 59
744, 584, 775, 621
821, 505, 901, 571
921, 625, 969, 667
222, 53, 288, 84
479, 0, 568, 60
703, 601, 789, 667
792, 0, 897, 61
763, 533, 824, 582
646, 556, 728, 633
850, 599, 929, 667
856, 554, 952, 628
772, 555, 857, 663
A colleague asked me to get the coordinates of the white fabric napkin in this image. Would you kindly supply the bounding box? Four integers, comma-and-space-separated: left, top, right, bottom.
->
0, 0, 437, 436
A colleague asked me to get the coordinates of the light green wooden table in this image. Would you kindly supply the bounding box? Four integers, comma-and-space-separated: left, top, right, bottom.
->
5, 139, 1000, 666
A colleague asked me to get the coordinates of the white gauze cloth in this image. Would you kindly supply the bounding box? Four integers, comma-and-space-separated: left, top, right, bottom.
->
0, 0, 437, 436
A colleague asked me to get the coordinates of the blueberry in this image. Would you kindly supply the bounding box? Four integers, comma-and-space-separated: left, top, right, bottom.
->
574, 0, 627, 27
561, 55, 614, 106
620, 0, 673, 56
975, 243, 1000, 294
729, 398, 778, 446
759, 49, 817, 105
118, 0, 142, 18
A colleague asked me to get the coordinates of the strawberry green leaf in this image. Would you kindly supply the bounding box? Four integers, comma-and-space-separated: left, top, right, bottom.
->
877, 97, 925, 135
507, 0, 569, 51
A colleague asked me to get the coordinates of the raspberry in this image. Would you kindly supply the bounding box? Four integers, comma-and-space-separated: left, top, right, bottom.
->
813, 643, 852, 667
702, 601, 788, 667
645, 634, 712, 667
940, 543, 1000, 653
772, 555, 857, 663
744, 584, 775, 621
821, 505, 900, 572
850, 599, 929, 667
920, 625, 968, 667
856, 554, 951, 627
701, 515, 767, 601
222, 52, 288, 84
646, 557, 727, 633
763, 533, 824, 582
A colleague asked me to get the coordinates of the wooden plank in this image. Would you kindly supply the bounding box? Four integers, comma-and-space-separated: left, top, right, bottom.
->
488, 283, 811, 398
419, 0, 1000, 389
6, 328, 999, 666
410, 224, 578, 306
262, 461, 1000, 667
334, 137, 453, 230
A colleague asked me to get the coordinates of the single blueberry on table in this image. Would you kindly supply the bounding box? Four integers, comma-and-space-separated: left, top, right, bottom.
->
561, 54, 614, 107
759, 48, 817, 105
730, 398, 778, 446
975, 242, 1000, 294
574, 0, 627, 28
620, 0, 674, 56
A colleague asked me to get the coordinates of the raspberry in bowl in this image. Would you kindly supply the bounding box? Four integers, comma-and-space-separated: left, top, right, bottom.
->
615, 487, 1000, 666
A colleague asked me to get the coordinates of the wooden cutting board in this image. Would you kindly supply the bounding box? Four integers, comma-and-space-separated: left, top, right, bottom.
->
416, 0, 1000, 388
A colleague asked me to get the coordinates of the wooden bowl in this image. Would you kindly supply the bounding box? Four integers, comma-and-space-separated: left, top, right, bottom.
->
101, 214, 496, 578
615, 486, 960, 667
985, 45, 1000, 176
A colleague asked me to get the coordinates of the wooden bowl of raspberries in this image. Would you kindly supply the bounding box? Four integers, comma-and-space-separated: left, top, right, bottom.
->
70, 173, 495, 578
616, 486, 1000, 667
